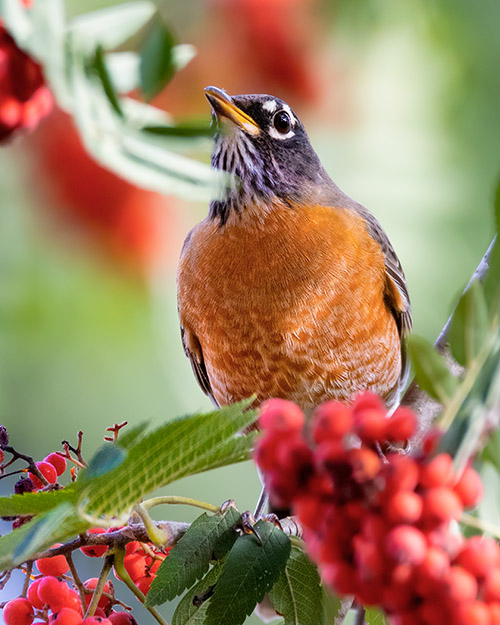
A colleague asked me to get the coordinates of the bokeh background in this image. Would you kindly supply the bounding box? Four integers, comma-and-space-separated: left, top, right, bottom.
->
1, 0, 500, 622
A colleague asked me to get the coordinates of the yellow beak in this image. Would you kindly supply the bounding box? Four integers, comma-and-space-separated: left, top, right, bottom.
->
205, 86, 260, 136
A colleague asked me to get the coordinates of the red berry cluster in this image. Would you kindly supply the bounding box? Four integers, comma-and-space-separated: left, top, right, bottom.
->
115, 538, 171, 595
0, 23, 52, 143
255, 394, 491, 625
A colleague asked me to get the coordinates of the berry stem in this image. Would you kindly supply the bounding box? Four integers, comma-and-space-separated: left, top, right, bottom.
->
142, 495, 220, 514
21, 562, 32, 597
460, 512, 500, 541
134, 503, 169, 548
84, 555, 112, 618
67, 551, 87, 613
113, 547, 169, 625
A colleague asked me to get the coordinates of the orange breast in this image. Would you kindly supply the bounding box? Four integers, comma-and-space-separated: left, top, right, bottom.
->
177, 201, 401, 412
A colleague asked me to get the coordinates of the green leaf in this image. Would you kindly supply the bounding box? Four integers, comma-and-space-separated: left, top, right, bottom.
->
146, 506, 241, 606
140, 14, 175, 100
172, 564, 222, 625
322, 588, 343, 623
484, 238, 500, 317
407, 335, 458, 403
482, 428, 500, 473
78, 401, 256, 517
449, 280, 489, 366
143, 124, 214, 138
91, 45, 123, 117
269, 546, 323, 625
365, 608, 389, 625
0, 503, 89, 569
495, 174, 500, 236
205, 520, 291, 625
86, 443, 127, 478
0, 486, 78, 517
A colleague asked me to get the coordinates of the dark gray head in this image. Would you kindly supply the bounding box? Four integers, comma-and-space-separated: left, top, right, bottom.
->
205, 86, 333, 225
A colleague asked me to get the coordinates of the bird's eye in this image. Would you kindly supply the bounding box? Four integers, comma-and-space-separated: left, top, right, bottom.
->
272, 110, 291, 134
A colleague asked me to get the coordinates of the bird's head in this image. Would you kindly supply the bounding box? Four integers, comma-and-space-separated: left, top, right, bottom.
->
205, 86, 331, 224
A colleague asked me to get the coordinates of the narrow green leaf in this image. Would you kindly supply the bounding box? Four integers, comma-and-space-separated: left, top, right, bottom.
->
0, 504, 89, 569
172, 564, 222, 625
86, 444, 127, 478
495, 175, 500, 236
269, 546, 323, 625
407, 335, 458, 403
484, 238, 500, 317
0, 486, 78, 517
78, 400, 256, 517
140, 15, 175, 100
449, 280, 489, 366
482, 429, 500, 473
143, 124, 214, 138
365, 608, 389, 625
205, 520, 291, 625
146, 506, 241, 606
91, 45, 123, 117
322, 588, 343, 623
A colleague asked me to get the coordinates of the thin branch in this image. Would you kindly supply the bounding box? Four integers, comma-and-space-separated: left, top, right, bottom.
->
21, 562, 32, 597
0, 446, 48, 485
355, 606, 366, 625
67, 551, 86, 613
84, 556, 112, 618
142, 495, 220, 514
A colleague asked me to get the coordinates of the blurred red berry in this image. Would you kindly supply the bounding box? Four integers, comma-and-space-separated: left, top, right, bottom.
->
108, 613, 138, 625
81, 618, 112, 625
353, 409, 388, 444
385, 525, 427, 565
484, 569, 500, 602
455, 601, 491, 625
445, 566, 478, 602
0, 27, 52, 142
384, 454, 419, 492
312, 401, 352, 443
44, 453, 67, 476
455, 537, 500, 578
386, 407, 417, 441
420, 454, 454, 489
385, 491, 423, 525
29, 461, 57, 489
81, 528, 108, 558
454, 465, 483, 508
259, 398, 304, 432
422, 487, 463, 524
64, 589, 83, 615
36, 544, 69, 576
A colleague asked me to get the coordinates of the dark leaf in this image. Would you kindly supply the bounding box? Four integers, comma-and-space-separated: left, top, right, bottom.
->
140, 15, 175, 100
91, 45, 123, 117
172, 564, 222, 625
146, 506, 241, 606
205, 520, 291, 625
408, 335, 458, 403
449, 279, 489, 366
269, 546, 323, 625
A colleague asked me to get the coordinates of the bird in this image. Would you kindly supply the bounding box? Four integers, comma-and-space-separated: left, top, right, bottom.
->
177, 86, 412, 417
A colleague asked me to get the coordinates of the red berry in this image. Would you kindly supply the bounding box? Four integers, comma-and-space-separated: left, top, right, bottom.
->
123, 553, 148, 582
456, 537, 500, 578
259, 399, 304, 432
454, 466, 483, 508
354, 409, 388, 444
484, 569, 500, 602
29, 461, 58, 489
135, 575, 154, 594
81, 619, 112, 624
414, 547, 450, 594
312, 401, 352, 443
419, 454, 453, 489
384, 454, 419, 492
81, 528, 108, 558
445, 566, 478, 602
64, 589, 83, 615
422, 487, 463, 523
352, 391, 386, 414
38, 576, 70, 612
44, 452, 67, 476
83, 578, 111, 610
3, 597, 34, 625
108, 613, 138, 625
49, 608, 83, 625
455, 601, 490, 625
385, 525, 427, 565
385, 491, 423, 524
125, 541, 141, 556
254, 433, 279, 472
490, 603, 500, 625
349, 448, 381, 483
36, 544, 69, 576
386, 407, 417, 441
422, 429, 443, 455
27, 578, 45, 609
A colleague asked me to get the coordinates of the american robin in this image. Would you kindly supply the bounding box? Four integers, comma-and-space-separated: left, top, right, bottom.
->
177, 86, 411, 414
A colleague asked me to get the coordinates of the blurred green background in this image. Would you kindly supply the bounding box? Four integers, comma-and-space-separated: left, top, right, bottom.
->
1, 0, 499, 622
